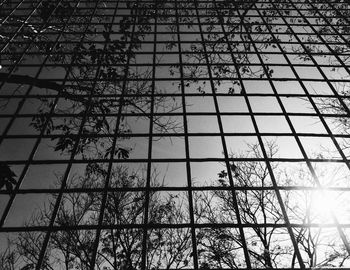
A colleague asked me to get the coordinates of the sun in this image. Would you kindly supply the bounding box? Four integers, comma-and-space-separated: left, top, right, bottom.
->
309, 189, 337, 223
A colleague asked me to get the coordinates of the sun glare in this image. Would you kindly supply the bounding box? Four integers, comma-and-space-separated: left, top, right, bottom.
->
310, 190, 338, 223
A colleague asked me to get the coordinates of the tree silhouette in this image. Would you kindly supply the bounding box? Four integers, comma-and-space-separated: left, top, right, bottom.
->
194, 142, 350, 268
194, 142, 289, 268
0, 0, 184, 193
4, 0, 343, 163
314, 81, 350, 157
1, 0, 350, 269
0, 0, 183, 162
2, 163, 193, 270
1, 143, 349, 269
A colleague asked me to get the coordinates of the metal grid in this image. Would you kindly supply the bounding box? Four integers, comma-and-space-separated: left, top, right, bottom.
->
0, 0, 350, 269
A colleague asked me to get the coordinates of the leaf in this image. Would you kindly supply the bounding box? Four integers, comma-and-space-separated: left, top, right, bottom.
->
230, 162, 237, 172
116, 148, 130, 159
218, 178, 227, 187
218, 170, 227, 178
0, 163, 17, 192
54, 136, 74, 152
104, 146, 113, 159
104, 147, 130, 159
102, 31, 110, 42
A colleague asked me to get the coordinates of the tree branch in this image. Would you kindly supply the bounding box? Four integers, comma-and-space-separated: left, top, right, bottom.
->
0, 72, 63, 91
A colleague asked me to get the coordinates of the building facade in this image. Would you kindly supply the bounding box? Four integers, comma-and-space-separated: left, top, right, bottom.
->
0, 0, 350, 269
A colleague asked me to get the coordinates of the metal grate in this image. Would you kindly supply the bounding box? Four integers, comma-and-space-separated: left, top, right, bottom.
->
0, 0, 350, 269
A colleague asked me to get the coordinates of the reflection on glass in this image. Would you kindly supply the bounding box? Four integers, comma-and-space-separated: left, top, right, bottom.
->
0, 0, 350, 269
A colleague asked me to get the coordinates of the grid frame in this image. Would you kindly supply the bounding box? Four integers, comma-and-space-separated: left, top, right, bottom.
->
1, 0, 350, 269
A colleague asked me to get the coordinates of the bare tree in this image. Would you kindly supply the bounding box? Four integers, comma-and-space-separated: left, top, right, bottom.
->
194, 142, 350, 268
194, 142, 291, 268
2, 163, 193, 270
